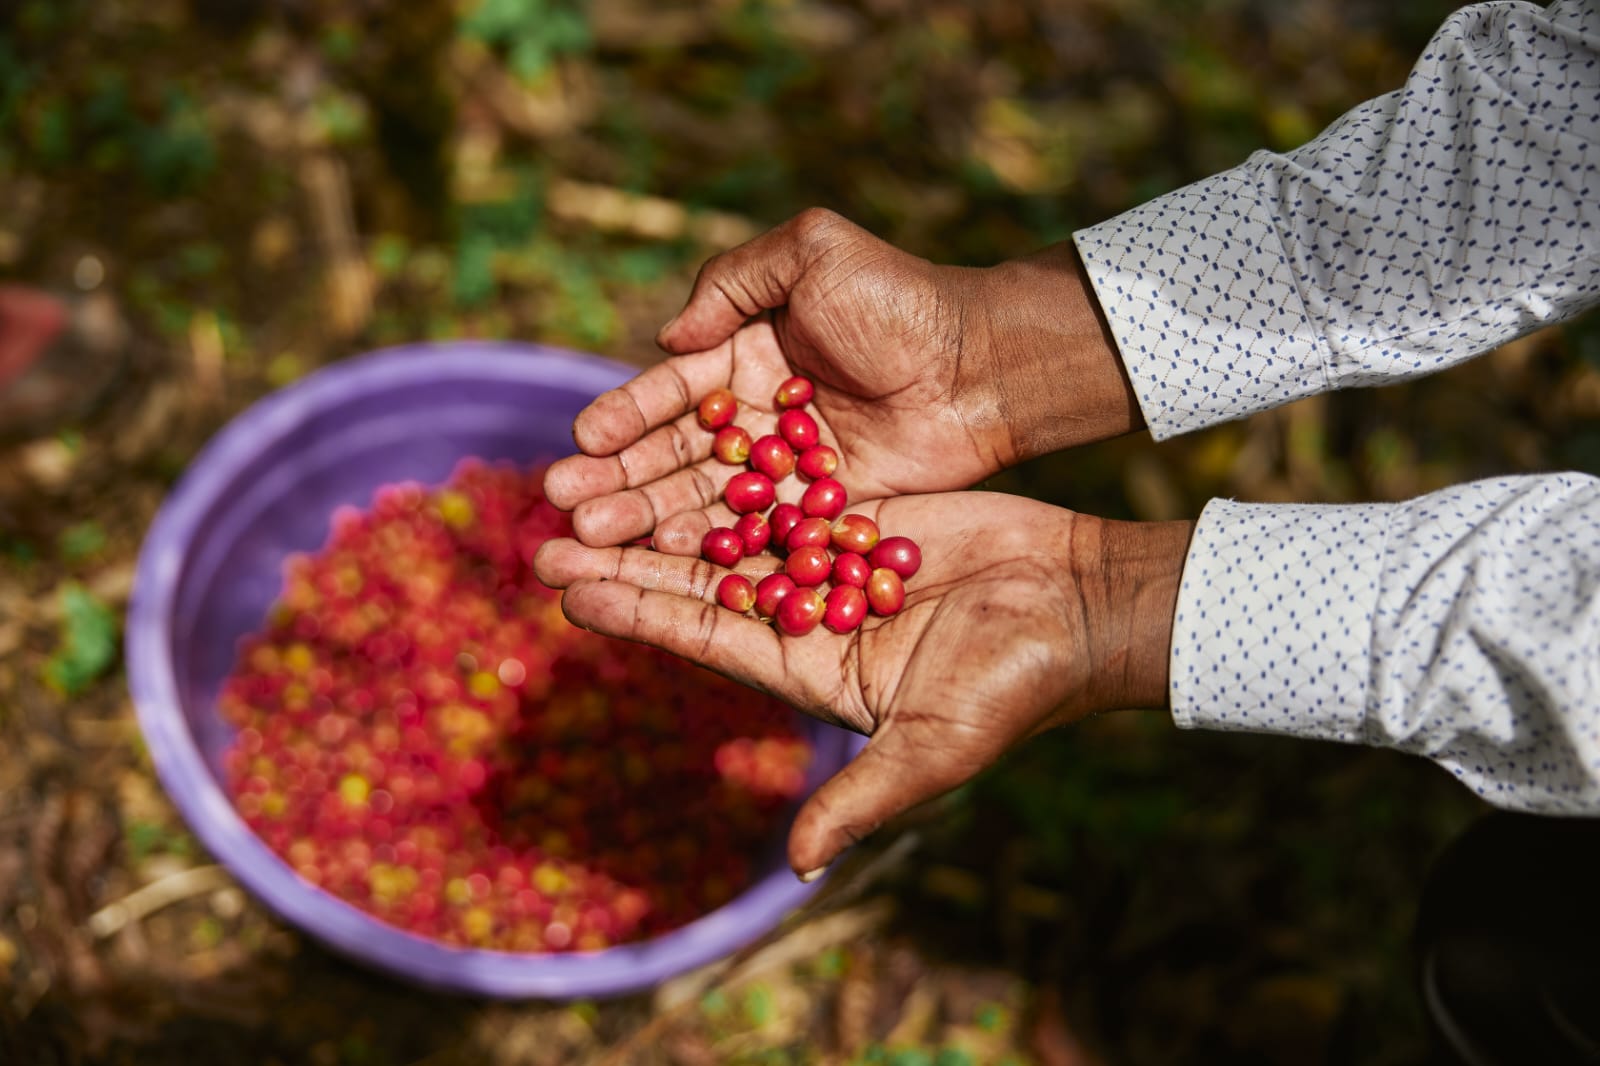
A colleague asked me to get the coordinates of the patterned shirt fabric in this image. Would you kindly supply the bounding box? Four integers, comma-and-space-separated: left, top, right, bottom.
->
1073, 0, 1600, 812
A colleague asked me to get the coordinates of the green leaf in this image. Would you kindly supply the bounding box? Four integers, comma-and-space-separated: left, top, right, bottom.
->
371, 233, 410, 280
699, 988, 730, 1018
312, 90, 368, 145
57, 521, 106, 562
743, 982, 775, 1026
0, 37, 35, 136
83, 70, 132, 134
135, 88, 217, 195
461, 0, 540, 42
321, 23, 360, 64
812, 945, 847, 979
42, 583, 119, 695
124, 819, 168, 860
888, 1049, 933, 1066
461, 0, 591, 80
34, 96, 71, 165
609, 245, 677, 286
3, 536, 36, 565
975, 1002, 1007, 1033
453, 231, 497, 308
550, 260, 617, 347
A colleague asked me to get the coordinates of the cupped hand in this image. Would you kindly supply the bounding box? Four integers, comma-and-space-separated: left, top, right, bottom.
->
533, 491, 1190, 878
543, 209, 1140, 553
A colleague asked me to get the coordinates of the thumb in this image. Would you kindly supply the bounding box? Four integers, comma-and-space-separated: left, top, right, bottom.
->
787, 725, 973, 880
657, 208, 860, 354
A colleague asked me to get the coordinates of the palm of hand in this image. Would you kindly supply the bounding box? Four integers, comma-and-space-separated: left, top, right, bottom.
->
534, 492, 1096, 874
763, 257, 1004, 499
543, 264, 1001, 552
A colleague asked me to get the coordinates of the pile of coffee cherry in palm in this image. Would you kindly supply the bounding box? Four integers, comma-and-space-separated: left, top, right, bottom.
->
695, 375, 921, 637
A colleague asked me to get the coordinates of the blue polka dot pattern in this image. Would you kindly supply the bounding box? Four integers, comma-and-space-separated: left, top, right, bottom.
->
1172, 477, 1600, 813
1075, 1, 1600, 811
1074, 0, 1600, 441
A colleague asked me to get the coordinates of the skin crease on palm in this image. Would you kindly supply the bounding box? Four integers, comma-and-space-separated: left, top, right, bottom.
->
533, 493, 1191, 880
537, 207, 1186, 879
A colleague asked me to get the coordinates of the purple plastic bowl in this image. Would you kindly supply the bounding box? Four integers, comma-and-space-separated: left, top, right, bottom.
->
126, 341, 862, 999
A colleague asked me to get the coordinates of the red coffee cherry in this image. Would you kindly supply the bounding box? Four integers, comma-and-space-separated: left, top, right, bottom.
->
754, 573, 797, 618
701, 527, 744, 567
718, 574, 757, 613
785, 546, 831, 587
785, 516, 832, 553
749, 435, 796, 482
734, 511, 771, 555
697, 388, 737, 431
773, 375, 815, 410
777, 409, 819, 451
724, 471, 776, 515
867, 536, 921, 580
796, 445, 837, 480
830, 513, 879, 555
800, 478, 847, 521
775, 587, 826, 636
713, 426, 752, 465
831, 551, 870, 588
768, 503, 804, 547
865, 567, 905, 615
823, 585, 868, 634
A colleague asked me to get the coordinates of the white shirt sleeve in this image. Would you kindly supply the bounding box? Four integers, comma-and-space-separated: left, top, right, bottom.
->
1072, 3, 1600, 809
1073, 0, 1600, 441
1170, 475, 1600, 812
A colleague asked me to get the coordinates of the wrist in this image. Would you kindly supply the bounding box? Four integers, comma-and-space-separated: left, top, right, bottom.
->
1067, 515, 1193, 714
976, 244, 1145, 464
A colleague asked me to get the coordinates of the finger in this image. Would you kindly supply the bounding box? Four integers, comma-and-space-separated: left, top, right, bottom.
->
786, 727, 970, 879
658, 208, 859, 354
571, 346, 733, 457
651, 506, 735, 557
787, 733, 962, 880
533, 538, 781, 595
546, 409, 717, 512
557, 577, 789, 694
570, 453, 750, 548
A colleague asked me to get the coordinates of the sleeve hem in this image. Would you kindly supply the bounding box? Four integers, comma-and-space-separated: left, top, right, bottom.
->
1072, 167, 1333, 440
1168, 498, 1392, 743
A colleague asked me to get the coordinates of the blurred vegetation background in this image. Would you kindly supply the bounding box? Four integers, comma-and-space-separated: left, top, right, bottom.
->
2, 0, 1596, 1062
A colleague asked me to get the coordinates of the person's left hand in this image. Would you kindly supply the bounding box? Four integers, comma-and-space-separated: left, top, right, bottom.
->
538, 209, 1138, 556
534, 491, 1191, 878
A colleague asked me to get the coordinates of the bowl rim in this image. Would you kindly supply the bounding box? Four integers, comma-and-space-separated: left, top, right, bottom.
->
126, 340, 853, 998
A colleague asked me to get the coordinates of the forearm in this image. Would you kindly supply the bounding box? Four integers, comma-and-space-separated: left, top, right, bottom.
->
1172, 474, 1600, 812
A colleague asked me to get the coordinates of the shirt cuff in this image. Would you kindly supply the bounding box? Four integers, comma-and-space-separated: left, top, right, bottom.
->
1170, 497, 1391, 743
1072, 166, 1331, 441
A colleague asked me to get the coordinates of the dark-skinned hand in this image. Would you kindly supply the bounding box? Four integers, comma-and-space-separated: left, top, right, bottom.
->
535, 492, 1190, 879
542, 209, 1141, 557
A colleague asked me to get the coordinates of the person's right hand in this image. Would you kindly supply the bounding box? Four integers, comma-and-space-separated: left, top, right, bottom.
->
534, 491, 1191, 878
543, 209, 1142, 554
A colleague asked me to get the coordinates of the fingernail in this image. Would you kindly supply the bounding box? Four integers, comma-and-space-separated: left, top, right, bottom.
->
798, 866, 828, 883
656, 313, 681, 346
